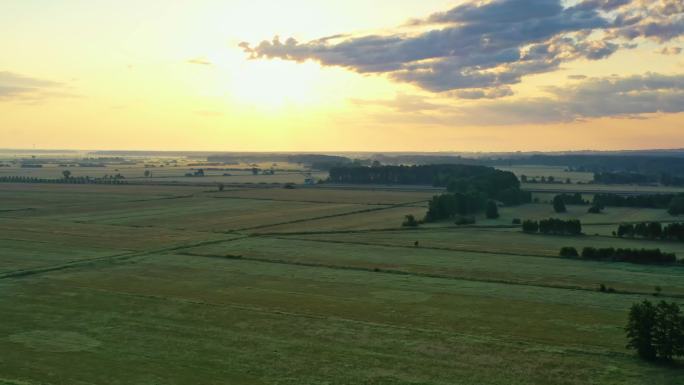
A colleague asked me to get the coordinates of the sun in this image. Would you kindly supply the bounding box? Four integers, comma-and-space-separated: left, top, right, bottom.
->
227, 57, 326, 110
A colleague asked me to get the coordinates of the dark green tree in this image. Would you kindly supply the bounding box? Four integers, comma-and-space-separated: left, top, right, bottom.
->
652, 301, 684, 360
402, 214, 419, 228
553, 195, 567, 213
626, 300, 658, 361
559, 247, 579, 257
522, 220, 539, 233
486, 200, 499, 219
626, 300, 684, 361
669, 195, 684, 216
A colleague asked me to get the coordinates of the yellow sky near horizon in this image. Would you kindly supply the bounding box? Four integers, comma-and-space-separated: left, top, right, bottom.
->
1, 0, 684, 152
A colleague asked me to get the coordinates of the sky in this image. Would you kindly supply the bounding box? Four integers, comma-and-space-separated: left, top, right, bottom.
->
1, 0, 683, 152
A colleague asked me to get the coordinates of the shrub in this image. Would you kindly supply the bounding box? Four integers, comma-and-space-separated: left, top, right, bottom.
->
559, 247, 579, 258
587, 205, 603, 214
402, 214, 420, 228
512, 218, 522, 225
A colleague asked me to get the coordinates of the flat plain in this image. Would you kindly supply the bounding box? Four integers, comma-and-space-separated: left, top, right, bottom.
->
1, 182, 683, 385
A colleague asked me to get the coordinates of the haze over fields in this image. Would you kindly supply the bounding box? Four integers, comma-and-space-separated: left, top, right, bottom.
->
2, 0, 684, 151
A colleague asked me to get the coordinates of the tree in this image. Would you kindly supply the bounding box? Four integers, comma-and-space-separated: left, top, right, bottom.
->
217, 183, 225, 192
402, 214, 419, 228
626, 300, 658, 360
626, 300, 684, 361
62, 170, 71, 179
559, 247, 579, 257
652, 301, 684, 360
553, 195, 567, 213
669, 195, 684, 216
251, 167, 260, 175
587, 205, 603, 214
486, 200, 499, 219
522, 220, 539, 233
144, 170, 151, 178
520, 175, 528, 183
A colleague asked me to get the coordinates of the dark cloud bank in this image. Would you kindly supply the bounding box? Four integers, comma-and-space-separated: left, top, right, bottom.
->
241, 0, 684, 123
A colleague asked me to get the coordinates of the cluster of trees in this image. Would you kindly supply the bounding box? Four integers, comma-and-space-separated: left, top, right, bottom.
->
617, 222, 684, 241
522, 218, 582, 235
626, 300, 684, 361
328, 164, 527, 205
555, 193, 589, 205
575, 247, 677, 264
287, 154, 351, 171
425, 192, 486, 222
592, 193, 677, 209
330, 165, 530, 223
0, 176, 127, 185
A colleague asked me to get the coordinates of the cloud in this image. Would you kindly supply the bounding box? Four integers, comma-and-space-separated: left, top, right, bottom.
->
356, 72, 684, 125
657, 46, 683, 55
0, 71, 67, 102
350, 93, 443, 113
459, 73, 684, 124
241, 0, 684, 98
187, 57, 213, 66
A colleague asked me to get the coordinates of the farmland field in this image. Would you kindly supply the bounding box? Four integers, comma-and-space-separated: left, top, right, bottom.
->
1, 181, 683, 385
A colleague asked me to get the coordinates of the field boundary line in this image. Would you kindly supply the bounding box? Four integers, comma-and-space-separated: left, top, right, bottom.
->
236, 200, 429, 232
0, 236, 250, 280
176, 251, 684, 299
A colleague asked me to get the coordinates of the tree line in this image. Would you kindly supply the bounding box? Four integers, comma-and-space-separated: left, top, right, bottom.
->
594, 171, 684, 187
592, 193, 684, 215
616, 222, 684, 241
0, 176, 128, 185
330, 165, 530, 208
559, 247, 677, 265
592, 193, 675, 209
522, 218, 582, 235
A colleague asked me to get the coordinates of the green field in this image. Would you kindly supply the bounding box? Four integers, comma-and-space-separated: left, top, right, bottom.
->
1, 182, 683, 384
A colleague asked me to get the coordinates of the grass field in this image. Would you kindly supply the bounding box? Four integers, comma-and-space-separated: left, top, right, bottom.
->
1, 182, 683, 384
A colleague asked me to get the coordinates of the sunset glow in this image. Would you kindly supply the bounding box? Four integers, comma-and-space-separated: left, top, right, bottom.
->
1, 0, 683, 151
